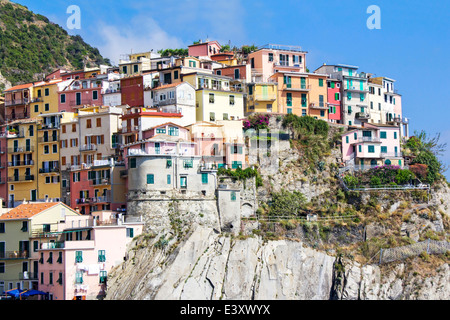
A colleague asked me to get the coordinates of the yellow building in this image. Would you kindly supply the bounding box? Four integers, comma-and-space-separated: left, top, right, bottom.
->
307, 73, 329, 121
246, 82, 279, 115
183, 72, 244, 122
7, 118, 39, 207
30, 80, 66, 118
0, 202, 79, 294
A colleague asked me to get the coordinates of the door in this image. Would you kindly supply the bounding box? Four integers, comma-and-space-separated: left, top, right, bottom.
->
155, 143, 161, 155
180, 176, 187, 188
31, 190, 37, 202
76, 92, 81, 106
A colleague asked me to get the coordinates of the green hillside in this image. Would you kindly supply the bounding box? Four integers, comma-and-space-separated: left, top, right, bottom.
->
0, 0, 110, 88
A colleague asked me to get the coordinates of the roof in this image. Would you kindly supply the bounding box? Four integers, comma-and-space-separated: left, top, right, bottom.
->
188, 40, 221, 48
0, 202, 60, 220
4, 83, 33, 92
152, 82, 183, 90
150, 122, 188, 130
33, 79, 63, 87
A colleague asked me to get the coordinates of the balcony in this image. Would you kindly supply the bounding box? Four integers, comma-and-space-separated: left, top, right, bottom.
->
76, 198, 91, 205
8, 175, 35, 183
5, 98, 29, 107
387, 117, 402, 124
19, 271, 39, 280
39, 167, 60, 174
6, 130, 25, 139
38, 137, 58, 144
91, 196, 111, 203
355, 112, 370, 120
5, 113, 29, 122
0, 250, 29, 259
153, 97, 177, 107
357, 137, 381, 143
381, 152, 403, 158
282, 84, 311, 91
80, 144, 97, 152
309, 102, 328, 110
8, 147, 34, 153
90, 178, 111, 186
250, 93, 277, 101
8, 160, 34, 167
346, 86, 369, 93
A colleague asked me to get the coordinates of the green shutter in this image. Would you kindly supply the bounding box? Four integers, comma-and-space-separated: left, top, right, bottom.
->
147, 174, 154, 184
202, 173, 208, 184
358, 145, 362, 152
319, 79, 324, 87
167, 175, 171, 185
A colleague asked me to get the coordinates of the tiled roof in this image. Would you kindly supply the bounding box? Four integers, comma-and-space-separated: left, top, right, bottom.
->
0, 202, 60, 220
4, 83, 33, 92
152, 83, 182, 90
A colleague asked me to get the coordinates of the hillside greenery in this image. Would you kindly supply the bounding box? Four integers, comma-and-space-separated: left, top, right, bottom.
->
0, 0, 110, 88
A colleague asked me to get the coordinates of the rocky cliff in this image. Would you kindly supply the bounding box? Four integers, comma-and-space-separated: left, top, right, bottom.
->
105, 118, 450, 300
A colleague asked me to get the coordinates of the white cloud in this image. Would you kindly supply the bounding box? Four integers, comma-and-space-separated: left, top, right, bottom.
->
96, 15, 185, 65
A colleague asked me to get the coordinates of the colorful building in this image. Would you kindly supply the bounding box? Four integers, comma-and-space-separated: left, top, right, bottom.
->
248, 44, 307, 83
246, 82, 279, 115
327, 79, 342, 124
188, 40, 222, 58
58, 78, 107, 112
0, 202, 79, 295
4, 83, 33, 121
341, 122, 404, 168
36, 210, 143, 300
182, 72, 245, 122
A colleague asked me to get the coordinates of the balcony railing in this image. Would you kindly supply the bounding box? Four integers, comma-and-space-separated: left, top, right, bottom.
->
282, 84, 311, 91
39, 167, 60, 174
8, 147, 34, 153
76, 198, 91, 205
357, 137, 381, 143
80, 144, 97, 152
8, 160, 34, 167
355, 112, 370, 120
309, 102, 327, 110
0, 250, 29, 259
19, 271, 39, 280
6, 130, 25, 139
91, 196, 111, 203
380, 152, 403, 158
250, 94, 277, 101
346, 86, 368, 92
5, 98, 29, 107
5, 113, 29, 122
8, 175, 35, 182
38, 137, 58, 143
90, 178, 111, 186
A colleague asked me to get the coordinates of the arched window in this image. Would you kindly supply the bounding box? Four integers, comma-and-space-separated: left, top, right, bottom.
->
385, 159, 392, 165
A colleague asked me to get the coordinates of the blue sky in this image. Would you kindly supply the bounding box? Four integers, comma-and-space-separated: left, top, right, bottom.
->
12, 0, 450, 179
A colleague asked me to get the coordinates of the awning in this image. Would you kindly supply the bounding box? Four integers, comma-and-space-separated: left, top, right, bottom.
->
20, 290, 49, 297
6, 289, 24, 298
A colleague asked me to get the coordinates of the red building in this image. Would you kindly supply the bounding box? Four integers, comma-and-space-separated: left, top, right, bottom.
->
327, 79, 342, 124
188, 40, 221, 58
120, 75, 144, 107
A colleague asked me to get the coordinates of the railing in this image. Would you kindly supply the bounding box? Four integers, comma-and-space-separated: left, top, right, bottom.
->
6, 131, 25, 139
80, 144, 97, 152
8, 175, 35, 182
38, 137, 58, 143
39, 167, 60, 174
309, 102, 327, 110
91, 196, 111, 203
8, 147, 34, 153
0, 250, 29, 259
41, 242, 65, 249
19, 271, 39, 280
282, 84, 311, 91
9, 160, 34, 167
357, 137, 381, 143
355, 112, 370, 120
76, 198, 91, 205
250, 94, 277, 101
380, 152, 403, 158
346, 86, 368, 92
153, 98, 177, 107
90, 178, 111, 186
102, 88, 121, 94
387, 117, 402, 123
5, 98, 29, 106
6, 113, 29, 121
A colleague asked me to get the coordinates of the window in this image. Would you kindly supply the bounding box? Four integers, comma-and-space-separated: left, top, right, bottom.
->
229, 95, 235, 105
0, 222, 4, 233
45, 88, 49, 96
174, 70, 179, 80
286, 93, 292, 107
368, 145, 375, 153
168, 127, 179, 136
320, 110, 325, 117
209, 112, 215, 122
167, 174, 171, 185
358, 145, 362, 153
209, 93, 215, 103
98, 250, 106, 262
75, 251, 83, 263
44, 145, 49, 154
380, 131, 387, 139
130, 158, 136, 168
147, 174, 154, 184
21, 221, 28, 232
156, 128, 166, 134
231, 191, 237, 201
34, 105, 39, 113
223, 113, 229, 120
96, 118, 101, 127
86, 119, 92, 128
126, 228, 134, 238
45, 103, 49, 111
268, 53, 273, 62
381, 146, 388, 153
183, 160, 193, 168
75, 272, 83, 284
335, 93, 340, 101
394, 132, 398, 139
52, 144, 58, 153
99, 271, 107, 284
202, 173, 208, 184
346, 136, 349, 144
133, 64, 139, 73
319, 79, 324, 87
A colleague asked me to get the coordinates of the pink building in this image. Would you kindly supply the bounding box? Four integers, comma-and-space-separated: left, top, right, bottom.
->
58, 78, 108, 112
188, 40, 221, 58
327, 79, 342, 124
341, 123, 403, 168
37, 211, 143, 300
248, 44, 307, 82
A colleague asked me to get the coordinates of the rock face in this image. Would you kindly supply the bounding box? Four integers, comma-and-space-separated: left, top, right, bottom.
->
105, 224, 450, 300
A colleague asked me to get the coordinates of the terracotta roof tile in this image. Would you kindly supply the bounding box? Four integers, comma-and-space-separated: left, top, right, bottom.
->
4, 83, 33, 92
0, 202, 60, 220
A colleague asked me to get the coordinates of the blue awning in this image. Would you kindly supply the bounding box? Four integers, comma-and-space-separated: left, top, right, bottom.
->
20, 290, 49, 297
6, 289, 24, 298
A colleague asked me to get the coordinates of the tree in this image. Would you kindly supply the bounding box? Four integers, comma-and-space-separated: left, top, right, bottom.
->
220, 44, 230, 52
269, 189, 307, 217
